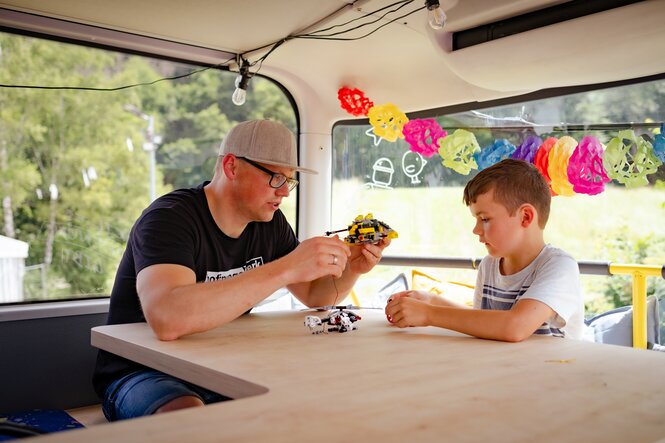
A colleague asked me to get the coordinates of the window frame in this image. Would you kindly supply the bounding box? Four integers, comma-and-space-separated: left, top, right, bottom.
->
329, 73, 665, 278
0, 12, 302, 306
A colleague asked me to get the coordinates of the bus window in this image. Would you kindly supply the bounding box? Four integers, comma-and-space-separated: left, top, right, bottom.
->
332, 77, 665, 313
0, 31, 297, 304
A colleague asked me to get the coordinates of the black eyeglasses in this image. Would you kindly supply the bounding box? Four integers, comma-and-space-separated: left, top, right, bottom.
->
237, 157, 299, 191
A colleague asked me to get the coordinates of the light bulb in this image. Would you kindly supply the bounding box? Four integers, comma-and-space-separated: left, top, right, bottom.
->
232, 70, 251, 106
426, 0, 446, 30
232, 87, 246, 106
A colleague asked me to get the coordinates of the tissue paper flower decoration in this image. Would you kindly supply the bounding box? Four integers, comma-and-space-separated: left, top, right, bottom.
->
402, 119, 447, 158
534, 137, 559, 196
654, 124, 665, 163
512, 135, 542, 163
474, 139, 516, 170
438, 129, 480, 175
338, 87, 374, 117
603, 129, 662, 188
548, 136, 578, 196
367, 103, 409, 142
567, 135, 610, 195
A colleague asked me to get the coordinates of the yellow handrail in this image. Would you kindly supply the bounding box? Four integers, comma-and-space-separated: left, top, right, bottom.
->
608, 264, 663, 349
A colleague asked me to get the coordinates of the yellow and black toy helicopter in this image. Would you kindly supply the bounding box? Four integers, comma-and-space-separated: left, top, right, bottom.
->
325, 213, 398, 245
306, 214, 396, 335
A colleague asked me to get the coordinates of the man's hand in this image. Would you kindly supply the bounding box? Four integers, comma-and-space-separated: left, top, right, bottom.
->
283, 235, 351, 282
348, 237, 391, 275
286, 236, 390, 308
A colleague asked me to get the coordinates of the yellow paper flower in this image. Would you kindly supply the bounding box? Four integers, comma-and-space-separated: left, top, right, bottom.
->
367, 103, 409, 142
548, 136, 578, 196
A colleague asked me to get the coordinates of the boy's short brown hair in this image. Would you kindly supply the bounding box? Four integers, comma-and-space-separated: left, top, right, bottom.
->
463, 159, 551, 228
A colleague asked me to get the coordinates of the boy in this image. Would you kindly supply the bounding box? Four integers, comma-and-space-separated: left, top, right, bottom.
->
385, 159, 584, 342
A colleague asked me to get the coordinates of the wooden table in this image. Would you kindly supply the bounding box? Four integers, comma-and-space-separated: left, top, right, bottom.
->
35, 310, 665, 442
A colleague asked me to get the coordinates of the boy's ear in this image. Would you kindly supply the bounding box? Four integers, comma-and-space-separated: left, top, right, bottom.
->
520, 204, 536, 227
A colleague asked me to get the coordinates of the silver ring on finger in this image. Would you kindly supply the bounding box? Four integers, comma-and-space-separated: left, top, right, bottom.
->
331, 254, 338, 265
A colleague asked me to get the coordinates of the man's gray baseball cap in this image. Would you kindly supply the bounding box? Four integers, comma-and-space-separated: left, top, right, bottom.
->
219, 120, 317, 174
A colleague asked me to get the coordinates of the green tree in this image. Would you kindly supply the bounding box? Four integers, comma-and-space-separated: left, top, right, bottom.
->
0, 32, 160, 297
1, 31, 297, 300
595, 227, 665, 310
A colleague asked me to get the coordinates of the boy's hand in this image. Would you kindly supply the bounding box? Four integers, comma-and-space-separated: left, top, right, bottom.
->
389, 290, 436, 303
385, 291, 431, 327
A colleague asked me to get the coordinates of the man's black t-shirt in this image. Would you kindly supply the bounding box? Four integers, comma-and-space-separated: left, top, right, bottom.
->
92, 182, 298, 397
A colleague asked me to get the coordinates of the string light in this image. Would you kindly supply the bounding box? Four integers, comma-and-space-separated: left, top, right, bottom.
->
425, 0, 446, 30
0, 1, 425, 95
232, 58, 252, 106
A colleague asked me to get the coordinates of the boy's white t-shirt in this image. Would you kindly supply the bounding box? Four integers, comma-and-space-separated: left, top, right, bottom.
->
473, 244, 585, 340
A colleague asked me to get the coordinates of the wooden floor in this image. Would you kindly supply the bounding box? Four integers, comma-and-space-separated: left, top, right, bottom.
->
66, 405, 106, 427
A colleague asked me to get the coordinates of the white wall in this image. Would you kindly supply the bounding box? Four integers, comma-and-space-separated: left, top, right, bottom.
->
0, 235, 29, 302
0, 258, 26, 302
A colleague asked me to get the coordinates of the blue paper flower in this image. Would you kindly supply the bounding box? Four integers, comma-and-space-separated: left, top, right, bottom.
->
474, 139, 517, 170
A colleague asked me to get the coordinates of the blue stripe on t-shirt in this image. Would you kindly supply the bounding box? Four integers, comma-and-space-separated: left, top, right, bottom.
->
481, 284, 563, 337
481, 284, 528, 310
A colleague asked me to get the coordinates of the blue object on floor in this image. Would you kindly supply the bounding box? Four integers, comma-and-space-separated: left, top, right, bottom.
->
0, 409, 84, 441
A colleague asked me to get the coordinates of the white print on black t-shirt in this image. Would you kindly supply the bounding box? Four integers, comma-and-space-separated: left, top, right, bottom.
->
205, 257, 264, 281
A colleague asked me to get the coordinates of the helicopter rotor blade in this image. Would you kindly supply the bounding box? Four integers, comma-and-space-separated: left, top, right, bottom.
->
324, 228, 347, 236
300, 305, 338, 312
300, 304, 384, 312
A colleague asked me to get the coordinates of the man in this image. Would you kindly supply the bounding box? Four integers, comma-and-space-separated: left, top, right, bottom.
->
94, 119, 390, 421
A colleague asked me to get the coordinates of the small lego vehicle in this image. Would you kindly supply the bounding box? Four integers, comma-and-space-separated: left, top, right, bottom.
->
326, 213, 398, 245
326, 309, 361, 333
304, 305, 363, 334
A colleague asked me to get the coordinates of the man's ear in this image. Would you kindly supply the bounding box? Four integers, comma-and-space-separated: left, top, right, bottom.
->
221, 154, 239, 179
520, 204, 536, 227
